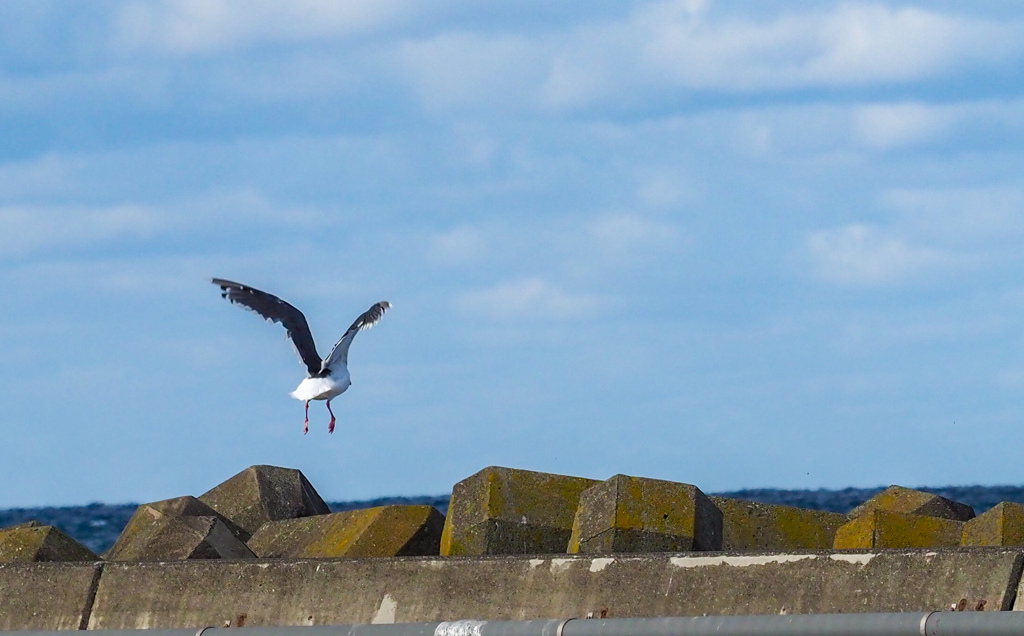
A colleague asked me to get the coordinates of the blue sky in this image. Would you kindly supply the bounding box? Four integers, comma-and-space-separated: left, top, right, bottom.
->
3, 1, 1024, 507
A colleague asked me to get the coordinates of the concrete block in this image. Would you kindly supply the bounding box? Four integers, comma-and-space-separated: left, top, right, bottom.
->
849, 485, 975, 521
199, 465, 330, 538
249, 506, 444, 558
86, 549, 1024, 628
568, 475, 721, 553
711, 497, 847, 551
440, 466, 599, 556
106, 495, 248, 559
105, 515, 255, 561
962, 502, 1024, 547
0, 562, 101, 630
834, 510, 963, 549
0, 524, 98, 563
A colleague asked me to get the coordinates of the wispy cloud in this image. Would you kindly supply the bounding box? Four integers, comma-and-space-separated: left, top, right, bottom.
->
458, 278, 602, 321
807, 224, 946, 287
113, 0, 414, 55
881, 186, 1024, 245
397, 2, 1024, 112
0, 190, 322, 259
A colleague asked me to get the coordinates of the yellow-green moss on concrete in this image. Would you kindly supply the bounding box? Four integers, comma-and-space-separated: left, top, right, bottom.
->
834, 510, 963, 549
0, 525, 97, 563
710, 497, 846, 551
849, 486, 975, 521
248, 505, 444, 558
568, 474, 721, 553
440, 466, 598, 556
962, 502, 1024, 547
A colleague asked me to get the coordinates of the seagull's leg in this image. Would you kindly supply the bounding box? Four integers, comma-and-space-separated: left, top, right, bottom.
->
304, 401, 310, 435
326, 399, 337, 434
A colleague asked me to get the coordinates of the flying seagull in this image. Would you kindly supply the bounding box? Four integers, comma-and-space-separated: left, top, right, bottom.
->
212, 278, 391, 434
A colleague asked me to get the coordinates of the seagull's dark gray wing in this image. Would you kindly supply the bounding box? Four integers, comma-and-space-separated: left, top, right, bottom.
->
321, 301, 391, 373
212, 278, 322, 376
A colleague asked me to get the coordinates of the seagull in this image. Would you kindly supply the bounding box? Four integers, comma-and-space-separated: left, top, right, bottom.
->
212, 278, 391, 434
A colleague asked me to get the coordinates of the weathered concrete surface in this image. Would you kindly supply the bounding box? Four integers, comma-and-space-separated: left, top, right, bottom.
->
199, 465, 330, 539
87, 549, 1023, 628
248, 506, 444, 558
105, 516, 255, 561
441, 466, 598, 556
0, 562, 100, 630
963, 503, 1024, 547
850, 486, 976, 521
711, 497, 847, 551
0, 524, 99, 563
834, 510, 963, 549
569, 475, 721, 553
106, 496, 249, 560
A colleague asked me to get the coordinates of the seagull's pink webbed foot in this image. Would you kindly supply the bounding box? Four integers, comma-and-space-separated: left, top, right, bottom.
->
327, 399, 337, 434
304, 400, 310, 435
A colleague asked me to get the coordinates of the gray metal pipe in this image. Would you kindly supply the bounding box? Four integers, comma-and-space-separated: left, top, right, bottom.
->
13, 612, 1024, 636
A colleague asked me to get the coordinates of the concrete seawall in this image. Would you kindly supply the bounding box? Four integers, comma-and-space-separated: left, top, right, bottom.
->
8, 465, 1024, 630
2, 548, 1023, 630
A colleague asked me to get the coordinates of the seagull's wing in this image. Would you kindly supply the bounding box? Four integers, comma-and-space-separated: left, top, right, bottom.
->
212, 278, 322, 376
321, 301, 391, 372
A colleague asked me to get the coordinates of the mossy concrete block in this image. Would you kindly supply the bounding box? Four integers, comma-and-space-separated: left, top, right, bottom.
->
106, 495, 248, 559
199, 465, 330, 538
849, 485, 975, 521
834, 510, 963, 549
711, 497, 847, 551
440, 466, 599, 556
0, 524, 98, 563
105, 515, 255, 561
249, 505, 444, 558
568, 475, 721, 553
962, 502, 1024, 547
0, 562, 101, 630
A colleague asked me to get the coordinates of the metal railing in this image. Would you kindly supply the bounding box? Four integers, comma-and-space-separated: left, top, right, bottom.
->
14, 612, 1024, 636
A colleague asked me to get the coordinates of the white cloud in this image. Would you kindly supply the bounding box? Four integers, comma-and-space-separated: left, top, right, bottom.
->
588, 214, 681, 255
0, 204, 162, 258
634, 3, 1020, 90
807, 224, 945, 286
853, 102, 959, 150
400, 32, 547, 111
0, 190, 321, 259
114, 0, 413, 55
398, 2, 1024, 112
427, 227, 486, 264
881, 186, 1024, 245
459, 278, 601, 321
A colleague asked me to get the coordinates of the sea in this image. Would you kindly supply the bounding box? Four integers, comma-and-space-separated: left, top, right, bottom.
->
3, 485, 1024, 555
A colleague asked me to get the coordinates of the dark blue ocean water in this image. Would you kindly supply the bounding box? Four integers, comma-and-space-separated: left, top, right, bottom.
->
4, 486, 1024, 555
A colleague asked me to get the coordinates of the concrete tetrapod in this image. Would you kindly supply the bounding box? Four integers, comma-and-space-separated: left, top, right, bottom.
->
833, 510, 964, 549
440, 466, 598, 556
106, 495, 249, 560
0, 522, 98, 563
962, 502, 1024, 546
199, 465, 330, 539
106, 515, 255, 561
248, 505, 445, 557
710, 497, 847, 551
848, 485, 976, 521
568, 474, 722, 553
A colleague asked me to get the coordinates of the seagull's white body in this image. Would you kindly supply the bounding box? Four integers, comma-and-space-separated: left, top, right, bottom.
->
212, 278, 390, 434
290, 370, 351, 402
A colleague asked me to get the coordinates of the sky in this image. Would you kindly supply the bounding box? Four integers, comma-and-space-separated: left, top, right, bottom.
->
3, 1, 1024, 507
